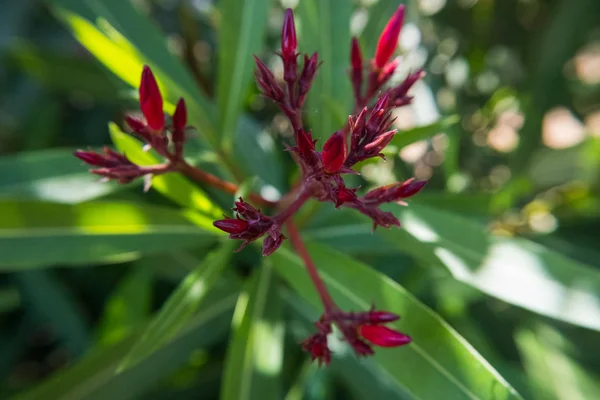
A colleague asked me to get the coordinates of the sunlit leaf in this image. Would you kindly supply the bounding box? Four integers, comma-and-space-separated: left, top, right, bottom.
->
271, 243, 522, 400
306, 204, 600, 331
118, 241, 235, 370
516, 326, 600, 400
109, 122, 223, 218
221, 264, 284, 400
51, 1, 219, 149
0, 200, 219, 269
0, 148, 122, 203
217, 0, 271, 150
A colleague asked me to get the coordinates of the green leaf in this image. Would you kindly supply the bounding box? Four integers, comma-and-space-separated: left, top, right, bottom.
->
118, 241, 235, 370
8, 40, 122, 102
51, 0, 220, 149
271, 243, 522, 400
109, 123, 223, 218
391, 115, 460, 150
308, 203, 600, 331
0, 200, 219, 270
232, 116, 286, 194
13, 270, 90, 355
221, 264, 284, 400
0, 148, 122, 203
96, 266, 152, 346
383, 203, 600, 331
516, 327, 600, 400
297, 0, 352, 139
15, 289, 238, 400
217, 0, 271, 151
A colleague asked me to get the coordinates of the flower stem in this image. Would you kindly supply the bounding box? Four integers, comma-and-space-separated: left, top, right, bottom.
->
274, 185, 313, 224
176, 160, 275, 207
286, 221, 337, 314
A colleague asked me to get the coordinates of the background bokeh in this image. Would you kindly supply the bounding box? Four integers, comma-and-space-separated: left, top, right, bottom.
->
1, 0, 600, 399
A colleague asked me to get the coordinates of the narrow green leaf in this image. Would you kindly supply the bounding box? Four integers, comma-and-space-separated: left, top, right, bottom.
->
307, 203, 600, 331
15, 289, 238, 400
391, 115, 460, 150
297, 0, 352, 139
109, 123, 223, 218
51, 1, 220, 149
8, 40, 122, 102
0, 200, 219, 269
13, 270, 90, 355
516, 327, 600, 400
0, 148, 122, 203
96, 266, 152, 346
271, 243, 522, 400
221, 264, 284, 400
217, 0, 271, 150
383, 203, 600, 331
118, 241, 235, 370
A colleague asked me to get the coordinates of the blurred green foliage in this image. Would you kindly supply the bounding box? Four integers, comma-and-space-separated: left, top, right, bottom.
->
1, 0, 600, 399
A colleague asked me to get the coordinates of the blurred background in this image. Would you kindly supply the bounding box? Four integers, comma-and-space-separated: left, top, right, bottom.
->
1, 0, 600, 399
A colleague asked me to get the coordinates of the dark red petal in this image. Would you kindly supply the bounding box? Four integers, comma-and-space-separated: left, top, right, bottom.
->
125, 115, 147, 133
374, 5, 405, 68
172, 98, 187, 132
359, 324, 411, 347
74, 150, 106, 167
396, 179, 427, 198
281, 8, 297, 59
213, 218, 249, 234
322, 131, 347, 174
367, 311, 400, 323
139, 65, 164, 131
350, 37, 362, 72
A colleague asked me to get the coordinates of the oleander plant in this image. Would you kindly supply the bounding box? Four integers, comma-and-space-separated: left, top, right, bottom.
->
2, 0, 600, 399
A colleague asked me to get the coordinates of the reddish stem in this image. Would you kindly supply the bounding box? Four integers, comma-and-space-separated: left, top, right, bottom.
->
176, 160, 276, 208
286, 221, 337, 314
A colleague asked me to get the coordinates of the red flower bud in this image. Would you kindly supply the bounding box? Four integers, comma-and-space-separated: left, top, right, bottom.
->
351, 37, 363, 73
322, 131, 347, 173
374, 5, 405, 69
366, 311, 400, 323
281, 8, 297, 60
334, 186, 358, 208
350, 37, 364, 102
139, 66, 165, 131
172, 98, 187, 132
254, 56, 285, 102
125, 115, 147, 133
213, 218, 249, 234
297, 53, 319, 107
302, 334, 331, 366
296, 129, 316, 158
359, 324, 411, 347
394, 178, 427, 198
262, 233, 285, 257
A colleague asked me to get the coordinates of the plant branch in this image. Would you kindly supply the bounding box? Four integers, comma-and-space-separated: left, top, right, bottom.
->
286, 221, 337, 314
176, 160, 275, 207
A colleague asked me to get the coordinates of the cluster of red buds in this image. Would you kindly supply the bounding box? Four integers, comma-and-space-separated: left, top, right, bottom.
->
75, 66, 188, 190
303, 307, 411, 366
75, 5, 426, 365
